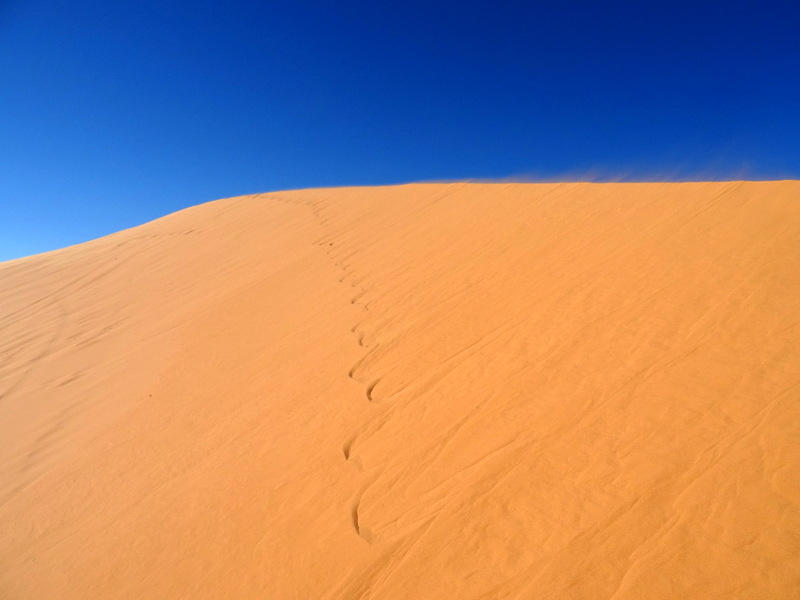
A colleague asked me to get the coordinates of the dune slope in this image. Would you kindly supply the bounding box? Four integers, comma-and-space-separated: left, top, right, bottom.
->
1, 182, 799, 599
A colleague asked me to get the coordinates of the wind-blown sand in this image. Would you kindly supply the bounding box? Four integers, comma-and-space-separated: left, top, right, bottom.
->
1, 182, 799, 599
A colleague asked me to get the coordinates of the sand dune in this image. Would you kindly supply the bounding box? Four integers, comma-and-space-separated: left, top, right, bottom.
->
1, 182, 799, 599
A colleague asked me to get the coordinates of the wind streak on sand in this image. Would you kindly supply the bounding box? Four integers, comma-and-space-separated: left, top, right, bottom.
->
1, 182, 800, 599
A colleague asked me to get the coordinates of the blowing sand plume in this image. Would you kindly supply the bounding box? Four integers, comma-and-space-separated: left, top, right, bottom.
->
1, 182, 799, 599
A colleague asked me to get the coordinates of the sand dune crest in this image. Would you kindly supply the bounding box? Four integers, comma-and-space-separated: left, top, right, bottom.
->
1, 182, 799, 598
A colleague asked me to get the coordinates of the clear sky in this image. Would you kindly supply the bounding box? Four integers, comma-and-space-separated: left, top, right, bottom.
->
2, 1, 799, 261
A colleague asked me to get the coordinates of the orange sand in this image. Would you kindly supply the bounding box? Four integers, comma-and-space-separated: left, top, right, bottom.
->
1, 182, 799, 599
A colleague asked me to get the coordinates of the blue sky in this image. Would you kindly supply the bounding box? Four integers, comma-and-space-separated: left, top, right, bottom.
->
2, 1, 799, 261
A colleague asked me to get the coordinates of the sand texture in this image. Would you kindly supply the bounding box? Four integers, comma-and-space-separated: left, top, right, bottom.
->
1, 182, 799, 599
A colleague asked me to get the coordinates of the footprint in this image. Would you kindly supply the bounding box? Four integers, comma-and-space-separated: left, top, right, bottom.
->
351, 498, 373, 543
366, 379, 381, 402
343, 437, 356, 460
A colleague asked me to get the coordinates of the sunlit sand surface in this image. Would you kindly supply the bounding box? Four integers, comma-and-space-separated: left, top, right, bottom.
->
1, 182, 799, 598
